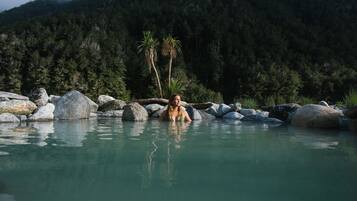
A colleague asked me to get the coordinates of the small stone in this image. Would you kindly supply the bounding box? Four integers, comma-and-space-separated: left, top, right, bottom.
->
0, 113, 20, 123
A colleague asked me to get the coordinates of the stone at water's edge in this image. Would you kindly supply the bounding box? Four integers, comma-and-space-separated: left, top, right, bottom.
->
28, 103, 55, 121
122, 102, 148, 121
0, 113, 20, 123
0, 100, 37, 115
97, 95, 115, 106
29, 88, 49, 107
205, 103, 219, 117
84, 96, 98, 113
98, 100, 126, 112
97, 110, 123, 118
54, 90, 91, 120
229, 102, 242, 112
0, 91, 29, 100
268, 103, 301, 122
217, 104, 233, 117
344, 106, 357, 119
223, 112, 244, 120
319, 101, 329, 107
49, 95, 61, 105
291, 104, 342, 129
239, 109, 256, 116
145, 104, 164, 115
186, 106, 202, 120
197, 110, 216, 120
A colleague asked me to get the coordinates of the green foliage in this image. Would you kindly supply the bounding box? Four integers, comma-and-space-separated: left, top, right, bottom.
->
296, 97, 316, 106
184, 83, 223, 103
239, 98, 258, 109
0, 0, 356, 102
164, 79, 186, 97
343, 89, 357, 108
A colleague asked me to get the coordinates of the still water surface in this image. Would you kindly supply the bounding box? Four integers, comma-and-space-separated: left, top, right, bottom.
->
0, 119, 356, 201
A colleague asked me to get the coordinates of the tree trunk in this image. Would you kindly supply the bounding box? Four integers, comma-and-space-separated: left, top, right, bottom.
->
168, 56, 173, 87
150, 52, 163, 98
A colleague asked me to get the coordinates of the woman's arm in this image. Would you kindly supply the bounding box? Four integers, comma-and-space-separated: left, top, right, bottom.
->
184, 111, 192, 122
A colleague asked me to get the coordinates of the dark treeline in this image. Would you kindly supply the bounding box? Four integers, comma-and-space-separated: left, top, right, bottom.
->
0, 0, 356, 103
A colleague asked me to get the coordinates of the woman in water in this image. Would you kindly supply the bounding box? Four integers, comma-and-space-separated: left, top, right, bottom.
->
160, 94, 192, 122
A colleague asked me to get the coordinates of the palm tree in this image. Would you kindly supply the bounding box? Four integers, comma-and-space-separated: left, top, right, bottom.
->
161, 35, 181, 87
138, 31, 163, 98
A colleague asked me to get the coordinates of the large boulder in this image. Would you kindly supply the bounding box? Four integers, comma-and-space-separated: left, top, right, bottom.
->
98, 99, 126, 112
223, 112, 244, 120
291, 104, 342, 129
122, 102, 148, 121
0, 91, 29, 100
28, 103, 55, 121
97, 95, 115, 106
0, 100, 37, 115
29, 88, 49, 107
145, 104, 164, 115
217, 104, 233, 117
84, 96, 98, 113
197, 110, 216, 120
54, 90, 91, 120
205, 103, 219, 117
97, 110, 124, 118
344, 106, 357, 119
151, 108, 166, 118
0, 113, 20, 123
186, 106, 202, 120
229, 102, 242, 112
49, 95, 61, 105
268, 103, 301, 122
239, 109, 256, 116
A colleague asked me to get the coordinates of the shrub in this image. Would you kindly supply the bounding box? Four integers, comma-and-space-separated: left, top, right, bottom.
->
343, 89, 357, 108
239, 98, 258, 109
184, 82, 223, 103
296, 96, 315, 106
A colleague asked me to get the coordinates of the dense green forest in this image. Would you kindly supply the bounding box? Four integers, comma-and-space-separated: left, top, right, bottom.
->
0, 0, 356, 103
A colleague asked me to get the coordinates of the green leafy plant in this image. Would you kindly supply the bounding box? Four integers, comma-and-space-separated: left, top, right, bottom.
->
165, 79, 186, 97
343, 89, 357, 108
296, 96, 315, 106
240, 98, 258, 109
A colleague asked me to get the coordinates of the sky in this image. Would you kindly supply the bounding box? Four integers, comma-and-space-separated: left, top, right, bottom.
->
0, 0, 33, 11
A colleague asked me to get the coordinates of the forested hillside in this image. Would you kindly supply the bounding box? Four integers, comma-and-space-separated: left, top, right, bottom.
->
0, 0, 356, 103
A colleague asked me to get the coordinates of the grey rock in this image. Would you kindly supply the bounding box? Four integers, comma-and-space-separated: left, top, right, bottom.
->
97, 95, 115, 106
122, 102, 148, 121
97, 110, 123, 118
151, 109, 165, 118
0, 113, 20, 123
268, 103, 301, 122
28, 103, 55, 121
29, 88, 49, 107
186, 106, 202, 120
239, 109, 256, 116
263, 118, 284, 124
49, 95, 61, 105
319, 101, 329, 107
205, 103, 219, 116
98, 99, 126, 112
241, 114, 265, 121
217, 104, 233, 117
0, 100, 37, 115
291, 104, 342, 129
54, 90, 91, 120
257, 111, 269, 118
229, 102, 242, 112
197, 110, 216, 120
223, 112, 244, 120
0, 91, 29, 100
90, 113, 97, 118
0, 97, 10, 101
85, 96, 98, 113
344, 106, 357, 119
17, 115, 27, 122
145, 104, 164, 115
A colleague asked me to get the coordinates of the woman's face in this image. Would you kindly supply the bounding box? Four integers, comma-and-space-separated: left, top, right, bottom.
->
171, 95, 181, 107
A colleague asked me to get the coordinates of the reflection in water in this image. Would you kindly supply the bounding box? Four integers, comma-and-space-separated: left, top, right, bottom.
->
123, 121, 147, 138
289, 127, 340, 149
142, 121, 190, 189
0, 194, 16, 201
52, 119, 97, 147
29, 122, 54, 147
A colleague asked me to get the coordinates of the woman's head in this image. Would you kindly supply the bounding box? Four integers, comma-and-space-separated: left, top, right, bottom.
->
169, 94, 181, 107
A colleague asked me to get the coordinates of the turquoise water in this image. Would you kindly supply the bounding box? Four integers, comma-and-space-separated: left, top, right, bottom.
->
0, 119, 356, 201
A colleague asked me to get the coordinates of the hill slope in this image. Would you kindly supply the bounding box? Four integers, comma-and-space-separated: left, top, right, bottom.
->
0, 0, 356, 102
